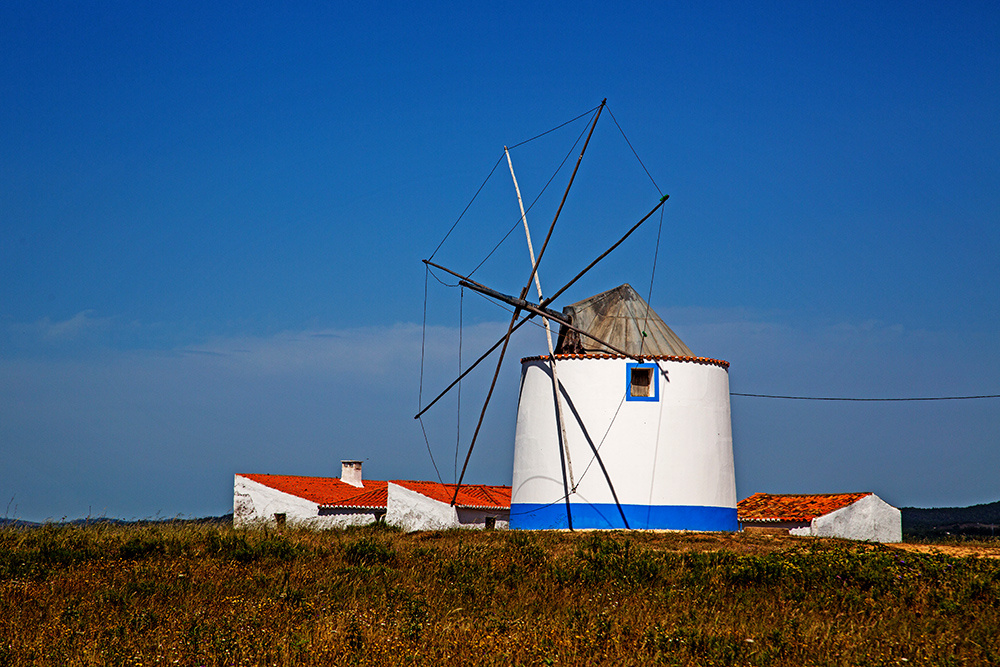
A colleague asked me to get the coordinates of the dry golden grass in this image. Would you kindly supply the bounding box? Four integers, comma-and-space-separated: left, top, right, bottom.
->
1, 523, 998, 665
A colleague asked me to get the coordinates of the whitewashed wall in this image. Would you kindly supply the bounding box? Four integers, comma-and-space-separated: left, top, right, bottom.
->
385, 483, 509, 532
456, 507, 510, 530
385, 483, 459, 531
808, 494, 902, 543
511, 357, 737, 530
233, 475, 378, 529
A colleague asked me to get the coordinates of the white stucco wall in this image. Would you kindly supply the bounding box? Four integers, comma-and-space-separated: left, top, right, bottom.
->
233, 475, 379, 529
385, 483, 509, 532
386, 483, 460, 531
511, 357, 736, 527
810, 494, 902, 543
457, 507, 510, 530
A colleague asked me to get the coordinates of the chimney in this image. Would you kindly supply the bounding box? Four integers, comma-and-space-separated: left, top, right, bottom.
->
341, 460, 363, 487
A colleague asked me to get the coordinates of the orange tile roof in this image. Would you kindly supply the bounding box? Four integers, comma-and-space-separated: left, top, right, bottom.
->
737, 492, 872, 522
329, 486, 390, 509
394, 480, 512, 509
240, 474, 388, 509
240, 474, 511, 510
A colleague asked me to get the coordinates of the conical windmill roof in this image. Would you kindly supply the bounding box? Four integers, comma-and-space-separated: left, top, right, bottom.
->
553, 284, 693, 357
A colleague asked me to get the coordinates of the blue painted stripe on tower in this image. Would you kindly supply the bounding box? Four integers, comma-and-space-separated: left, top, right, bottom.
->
509, 503, 738, 531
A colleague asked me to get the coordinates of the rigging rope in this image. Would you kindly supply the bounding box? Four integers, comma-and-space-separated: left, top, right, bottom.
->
417, 419, 444, 485
468, 113, 595, 278
731, 393, 1000, 401
455, 286, 464, 483
427, 153, 506, 262
426, 266, 460, 288
417, 265, 444, 484
506, 491, 572, 517
639, 204, 666, 356
418, 265, 429, 410
573, 392, 628, 487
416, 266, 445, 485
426, 102, 599, 272
507, 104, 603, 149
606, 105, 662, 196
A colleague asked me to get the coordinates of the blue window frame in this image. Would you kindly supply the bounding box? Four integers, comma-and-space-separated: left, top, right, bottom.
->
626, 362, 659, 401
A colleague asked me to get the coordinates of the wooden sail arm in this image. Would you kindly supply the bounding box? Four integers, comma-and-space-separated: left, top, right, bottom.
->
423, 260, 569, 324
457, 280, 569, 325
414, 195, 670, 421
522, 99, 606, 298
538, 194, 668, 310
450, 103, 608, 510
457, 279, 646, 363
425, 258, 650, 361
413, 314, 532, 420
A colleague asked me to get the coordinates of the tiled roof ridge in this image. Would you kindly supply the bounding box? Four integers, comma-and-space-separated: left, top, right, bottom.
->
746, 492, 873, 499
241, 473, 511, 510
319, 487, 388, 509
240, 473, 389, 508
241, 472, 349, 482
240, 473, 509, 489
737, 492, 873, 522
392, 480, 512, 509
520, 353, 729, 369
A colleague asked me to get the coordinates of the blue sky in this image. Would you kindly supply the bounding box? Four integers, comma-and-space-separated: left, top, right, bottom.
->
2, 2, 998, 521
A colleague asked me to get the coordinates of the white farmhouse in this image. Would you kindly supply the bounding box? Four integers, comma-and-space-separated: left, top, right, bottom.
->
234, 460, 510, 531
738, 492, 902, 543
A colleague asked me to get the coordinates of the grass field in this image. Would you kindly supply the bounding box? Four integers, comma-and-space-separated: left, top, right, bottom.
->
1, 523, 998, 666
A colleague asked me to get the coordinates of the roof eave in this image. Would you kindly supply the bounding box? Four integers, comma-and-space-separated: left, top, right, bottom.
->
318, 505, 386, 510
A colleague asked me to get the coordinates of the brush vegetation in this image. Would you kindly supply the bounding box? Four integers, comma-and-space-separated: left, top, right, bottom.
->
1, 523, 998, 666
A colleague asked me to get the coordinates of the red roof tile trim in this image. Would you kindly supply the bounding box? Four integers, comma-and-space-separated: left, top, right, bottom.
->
240, 474, 511, 510
737, 492, 872, 522
521, 353, 729, 369
394, 480, 511, 510
241, 474, 388, 509
330, 487, 389, 509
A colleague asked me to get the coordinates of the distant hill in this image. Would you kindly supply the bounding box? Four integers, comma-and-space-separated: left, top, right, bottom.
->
0, 514, 233, 529
901, 501, 1000, 538
3, 509, 998, 538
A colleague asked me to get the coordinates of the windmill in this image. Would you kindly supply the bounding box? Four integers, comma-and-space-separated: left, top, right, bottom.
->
417, 100, 738, 531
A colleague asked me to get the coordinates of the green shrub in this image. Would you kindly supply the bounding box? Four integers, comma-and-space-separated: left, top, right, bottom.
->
343, 537, 395, 566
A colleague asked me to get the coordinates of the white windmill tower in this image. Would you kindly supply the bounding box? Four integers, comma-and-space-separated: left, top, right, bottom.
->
417, 100, 737, 531
510, 284, 737, 529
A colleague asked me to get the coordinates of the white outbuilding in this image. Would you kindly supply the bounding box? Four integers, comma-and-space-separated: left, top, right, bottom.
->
738, 492, 902, 543
509, 284, 738, 531
385, 481, 510, 532
234, 460, 510, 531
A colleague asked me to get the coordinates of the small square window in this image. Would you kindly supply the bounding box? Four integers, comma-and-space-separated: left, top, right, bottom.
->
630, 367, 653, 397
626, 362, 659, 401
274, 513, 287, 528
